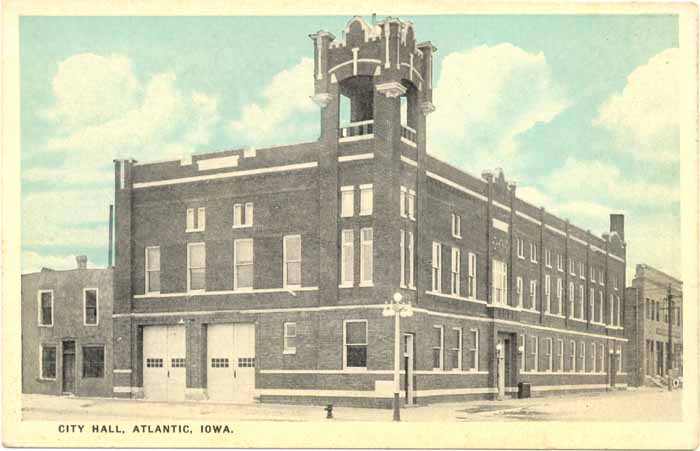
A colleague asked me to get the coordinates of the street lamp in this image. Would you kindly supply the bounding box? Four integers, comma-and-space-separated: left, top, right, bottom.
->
382, 292, 414, 421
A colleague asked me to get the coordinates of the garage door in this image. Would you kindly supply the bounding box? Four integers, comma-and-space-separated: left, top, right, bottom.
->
207, 323, 256, 404
143, 325, 186, 402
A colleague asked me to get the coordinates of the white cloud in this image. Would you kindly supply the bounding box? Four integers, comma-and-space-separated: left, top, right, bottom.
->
22, 250, 99, 274
544, 158, 679, 205
229, 58, 317, 144
429, 43, 569, 172
624, 214, 681, 280
593, 48, 679, 162
517, 185, 623, 225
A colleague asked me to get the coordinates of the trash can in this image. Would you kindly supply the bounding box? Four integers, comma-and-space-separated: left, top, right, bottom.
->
518, 382, 531, 399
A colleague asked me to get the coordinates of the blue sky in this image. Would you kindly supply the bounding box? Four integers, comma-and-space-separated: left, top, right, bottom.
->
20, 15, 680, 279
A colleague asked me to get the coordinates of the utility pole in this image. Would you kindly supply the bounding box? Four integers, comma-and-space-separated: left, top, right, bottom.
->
667, 283, 673, 391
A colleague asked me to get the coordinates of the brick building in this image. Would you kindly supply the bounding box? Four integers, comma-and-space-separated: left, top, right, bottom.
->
21, 256, 113, 397
112, 16, 628, 407
625, 264, 683, 386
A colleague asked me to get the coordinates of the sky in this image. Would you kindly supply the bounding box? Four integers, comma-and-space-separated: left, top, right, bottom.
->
20, 15, 681, 280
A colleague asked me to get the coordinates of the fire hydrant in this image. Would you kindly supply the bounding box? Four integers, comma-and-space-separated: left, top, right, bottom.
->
324, 404, 334, 419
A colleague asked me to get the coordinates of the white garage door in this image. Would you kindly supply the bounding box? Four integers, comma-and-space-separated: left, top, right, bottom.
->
207, 323, 256, 404
143, 325, 186, 402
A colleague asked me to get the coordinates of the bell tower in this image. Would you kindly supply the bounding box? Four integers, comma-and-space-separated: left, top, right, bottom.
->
310, 16, 436, 305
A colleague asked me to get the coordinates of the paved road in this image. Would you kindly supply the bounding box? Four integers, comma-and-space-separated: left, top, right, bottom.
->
22, 387, 681, 422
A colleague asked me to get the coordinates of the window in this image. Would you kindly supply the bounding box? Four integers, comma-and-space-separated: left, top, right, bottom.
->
569, 258, 575, 275
341, 230, 354, 286
598, 291, 604, 323
613, 275, 619, 290
516, 238, 524, 259
579, 262, 585, 279
557, 339, 564, 372
432, 326, 444, 370
468, 328, 479, 371
556, 278, 563, 315
431, 242, 442, 292
340, 186, 354, 217
187, 242, 205, 291
616, 295, 621, 327
407, 232, 415, 288
359, 184, 373, 215
609, 294, 615, 325
145, 246, 161, 293
38, 290, 53, 326
544, 274, 551, 313
618, 345, 623, 373
589, 288, 595, 321
40, 345, 57, 379
599, 343, 605, 372
234, 239, 253, 290
283, 235, 301, 288
529, 280, 537, 311
519, 334, 525, 372
400, 186, 407, 218
283, 322, 297, 354
407, 189, 416, 220
450, 328, 462, 370
545, 248, 551, 268
592, 343, 597, 372
450, 247, 460, 295
545, 338, 553, 372
492, 259, 508, 304
467, 253, 476, 298
233, 202, 254, 227
578, 341, 585, 373
557, 254, 564, 271
83, 288, 98, 326
591, 266, 596, 282
451, 214, 461, 238
82, 346, 105, 378
599, 270, 604, 285
530, 243, 538, 263
186, 207, 205, 232
578, 286, 585, 318
171, 358, 186, 368
360, 228, 373, 286
530, 336, 539, 372
400, 230, 406, 287
568, 282, 575, 318
516, 277, 523, 308
344, 320, 367, 369
570, 340, 576, 372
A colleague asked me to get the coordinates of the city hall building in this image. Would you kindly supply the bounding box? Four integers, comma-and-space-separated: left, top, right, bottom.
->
112, 16, 628, 407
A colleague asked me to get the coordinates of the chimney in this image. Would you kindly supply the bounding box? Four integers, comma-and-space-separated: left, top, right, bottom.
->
76, 255, 88, 270
610, 214, 625, 242
108, 204, 114, 267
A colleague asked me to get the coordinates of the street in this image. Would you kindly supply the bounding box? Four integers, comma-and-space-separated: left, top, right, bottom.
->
22, 387, 682, 422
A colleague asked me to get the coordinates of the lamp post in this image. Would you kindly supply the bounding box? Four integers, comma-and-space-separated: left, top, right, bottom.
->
382, 292, 414, 421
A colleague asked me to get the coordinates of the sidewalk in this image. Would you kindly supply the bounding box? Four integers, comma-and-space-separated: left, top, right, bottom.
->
21, 386, 682, 422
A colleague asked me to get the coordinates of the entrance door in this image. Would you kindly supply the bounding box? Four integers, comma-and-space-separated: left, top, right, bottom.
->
143, 325, 186, 402
207, 323, 256, 404
62, 341, 75, 394
403, 333, 414, 405
497, 337, 506, 397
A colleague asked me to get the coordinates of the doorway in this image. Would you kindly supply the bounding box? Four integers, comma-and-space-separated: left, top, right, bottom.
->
497, 334, 514, 398
62, 340, 76, 395
403, 333, 415, 405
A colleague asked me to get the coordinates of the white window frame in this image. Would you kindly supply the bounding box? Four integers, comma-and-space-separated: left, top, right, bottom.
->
39, 344, 57, 380
579, 262, 585, 279
589, 288, 595, 321
545, 337, 553, 372
570, 340, 576, 372
283, 235, 302, 289
283, 322, 297, 355
545, 248, 551, 268
359, 184, 373, 216
83, 288, 99, 326
244, 202, 253, 226
187, 242, 206, 293
517, 238, 524, 259
37, 290, 54, 327
400, 230, 406, 288
516, 277, 523, 308
599, 269, 605, 286
340, 229, 354, 287
556, 278, 563, 314
618, 345, 623, 373
492, 259, 508, 305
186, 207, 205, 232
592, 343, 597, 372
579, 341, 586, 373
568, 282, 574, 317
432, 325, 444, 371
467, 252, 476, 298
530, 336, 539, 372
400, 186, 407, 218
569, 258, 576, 276
407, 189, 416, 221
519, 334, 525, 372
451, 327, 462, 371
145, 246, 161, 294
431, 242, 442, 292
609, 293, 615, 325
407, 231, 415, 288
233, 202, 254, 228
578, 285, 585, 319
469, 328, 479, 371
529, 280, 537, 311
530, 243, 538, 263
557, 254, 564, 272
598, 291, 604, 323
342, 319, 368, 370
557, 338, 564, 372
451, 213, 462, 239
359, 227, 373, 287
616, 295, 621, 327
340, 186, 354, 218
544, 274, 551, 313
591, 266, 596, 282
233, 238, 254, 291
450, 247, 460, 296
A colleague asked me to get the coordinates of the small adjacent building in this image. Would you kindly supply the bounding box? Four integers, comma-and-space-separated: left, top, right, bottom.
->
625, 264, 683, 386
21, 256, 113, 397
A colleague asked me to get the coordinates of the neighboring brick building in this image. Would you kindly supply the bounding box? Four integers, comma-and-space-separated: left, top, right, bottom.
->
21, 256, 113, 397
112, 16, 628, 407
625, 264, 683, 386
